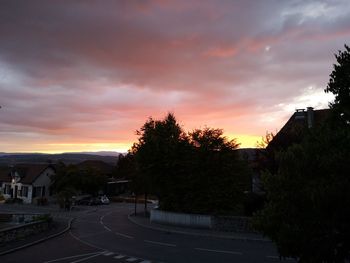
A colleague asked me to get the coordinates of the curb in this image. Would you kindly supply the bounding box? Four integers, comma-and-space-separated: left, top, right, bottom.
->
127, 213, 270, 242
0, 217, 75, 256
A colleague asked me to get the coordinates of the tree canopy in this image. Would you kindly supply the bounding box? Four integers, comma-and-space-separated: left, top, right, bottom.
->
326, 44, 350, 125
131, 113, 251, 215
255, 44, 350, 262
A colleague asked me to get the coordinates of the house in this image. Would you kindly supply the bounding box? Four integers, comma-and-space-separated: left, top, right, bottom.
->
0, 164, 56, 204
252, 107, 331, 193
267, 107, 330, 151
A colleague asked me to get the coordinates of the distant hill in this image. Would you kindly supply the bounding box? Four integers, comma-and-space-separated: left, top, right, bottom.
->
0, 152, 122, 165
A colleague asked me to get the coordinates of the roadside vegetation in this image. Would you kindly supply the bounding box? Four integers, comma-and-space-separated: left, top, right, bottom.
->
128, 113, 251, 215
254, 45, 350, 262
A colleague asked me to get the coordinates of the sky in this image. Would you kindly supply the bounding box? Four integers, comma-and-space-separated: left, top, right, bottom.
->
0, 0, 348, 153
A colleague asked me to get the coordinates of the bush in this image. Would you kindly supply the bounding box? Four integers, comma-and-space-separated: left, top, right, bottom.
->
5, 197, 23, 204
32, 214, 53, 223
243, 192, 266, 216
36, 197, 48, 206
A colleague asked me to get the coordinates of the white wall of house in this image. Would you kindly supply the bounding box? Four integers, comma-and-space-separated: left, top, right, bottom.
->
1, 166, 55, 204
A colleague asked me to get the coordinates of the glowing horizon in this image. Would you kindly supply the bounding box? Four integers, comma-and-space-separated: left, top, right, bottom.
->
0, 1, 344, 154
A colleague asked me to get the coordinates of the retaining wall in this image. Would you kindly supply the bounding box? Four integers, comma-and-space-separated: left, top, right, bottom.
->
150, 209, 211, 228
0, 220, 50, 244
150, 209, 255, 232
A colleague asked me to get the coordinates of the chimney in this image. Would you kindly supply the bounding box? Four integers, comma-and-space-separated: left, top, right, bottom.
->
307, 107, 314, 128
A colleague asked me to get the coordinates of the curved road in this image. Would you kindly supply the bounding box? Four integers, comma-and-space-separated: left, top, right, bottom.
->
1, 203, 295, 263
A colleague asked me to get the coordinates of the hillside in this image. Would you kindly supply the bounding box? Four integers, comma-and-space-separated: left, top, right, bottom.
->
0, 152, 122, 165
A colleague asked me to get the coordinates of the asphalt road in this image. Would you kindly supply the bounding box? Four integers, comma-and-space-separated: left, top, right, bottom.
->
0, 203, 296, 263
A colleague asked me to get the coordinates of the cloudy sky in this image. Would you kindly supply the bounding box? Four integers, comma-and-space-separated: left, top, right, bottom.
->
0, 0, 348, 153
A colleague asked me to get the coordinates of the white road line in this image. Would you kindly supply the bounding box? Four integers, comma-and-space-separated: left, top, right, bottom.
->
103, 251, 114, 256
195, 247, 243, 255
70, 252, 105, 263
114, 255, 126, 259
144, 240, 177, 247
43, 252, 102, 263
115, 231, 134, 239
126, 257, 138, 262
69, 231, 105, 250
266, 255, 296, 261
104, 225, 112, 231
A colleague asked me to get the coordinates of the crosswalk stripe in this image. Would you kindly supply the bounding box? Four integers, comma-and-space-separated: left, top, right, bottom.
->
126, 257, 138, 262
114, 255, 125, 259
103, 252, 114, 256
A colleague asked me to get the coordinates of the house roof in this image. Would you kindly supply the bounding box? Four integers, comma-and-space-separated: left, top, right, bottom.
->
0, 164, 54, 184
267, 108, 331, 151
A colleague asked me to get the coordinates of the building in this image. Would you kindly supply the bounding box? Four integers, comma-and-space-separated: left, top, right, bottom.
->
267, 107, 330, 151
0, 164, 56, 204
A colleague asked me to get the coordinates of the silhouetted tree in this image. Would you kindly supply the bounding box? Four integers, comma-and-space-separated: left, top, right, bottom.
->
254, 45, 350, 262
186, 128, 250, 215
132, 114, 251, 215
52, 163, 107, 197
131, 113, 190, 210
326, 44, 350, 125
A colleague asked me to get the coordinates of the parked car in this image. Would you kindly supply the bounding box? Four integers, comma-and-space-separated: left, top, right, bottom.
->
98, 195, 110, 205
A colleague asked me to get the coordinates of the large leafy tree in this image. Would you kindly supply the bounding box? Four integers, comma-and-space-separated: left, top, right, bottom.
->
132, 114, 251, 215
255, 45, 350, 262
326, 44, 350, 125
186, 128, 250, 215
52, 162, 108, 197
255, 126, 350, 262
131, 113, 190, 210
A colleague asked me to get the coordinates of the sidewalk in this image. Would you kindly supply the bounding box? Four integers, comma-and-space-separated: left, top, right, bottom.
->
0, 216, 73, 256
0, 203, 92, 256
128, 213, 271, 242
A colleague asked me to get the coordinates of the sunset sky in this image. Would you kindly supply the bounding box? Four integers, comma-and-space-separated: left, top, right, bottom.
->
0, 0, 348, 153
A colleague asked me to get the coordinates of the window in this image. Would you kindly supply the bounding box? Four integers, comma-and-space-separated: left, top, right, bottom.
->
22, 186, 28, 197
4, 184, 11, 195
33, 186, 44, 197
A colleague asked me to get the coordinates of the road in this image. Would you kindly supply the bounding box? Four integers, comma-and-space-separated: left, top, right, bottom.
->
0, 203, 295, 263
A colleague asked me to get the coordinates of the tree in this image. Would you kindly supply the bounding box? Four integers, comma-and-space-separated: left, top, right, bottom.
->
131, 114, 251, 215
131, 113, 190, 210
186, 128, 250, 215
254, 126, 350, 262
52, 162, 108, 197
326, 44, 350, 125
255, 45, 350, 262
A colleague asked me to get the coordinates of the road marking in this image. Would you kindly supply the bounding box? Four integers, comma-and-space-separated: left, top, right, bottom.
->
115, 231, 134, 239
70, 252, 105, 263
104, 225, 112, 231
43, 252, 102, 263
144, 240, 176, 247
195, 247, 243, 255
114, 255, 126, 259
103, 251, 114, 256
126, 257, 138, 262
69, 231, 105, 250
267, 256, 296, 261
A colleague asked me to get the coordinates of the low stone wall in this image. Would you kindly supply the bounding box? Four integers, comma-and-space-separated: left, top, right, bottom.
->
150, 209, 211, 229
150, 209, 256, 232
0, 220, 50, 244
